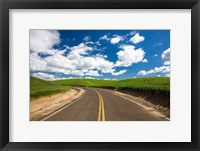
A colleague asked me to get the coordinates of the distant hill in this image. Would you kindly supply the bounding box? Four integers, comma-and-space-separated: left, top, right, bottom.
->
31, 76, 169, 101
52, 77, 170, 92
30, 76, 69, 100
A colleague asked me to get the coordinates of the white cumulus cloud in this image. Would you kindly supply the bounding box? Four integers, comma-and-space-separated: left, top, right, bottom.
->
137, 65, 170, 76
84, 77, 95, 79
115, 45, 145, 67
30, 53, 48, 71
99, 35, 110, 41
30, 31, 152, 79
30, 30, 60, 54
142, 59, 148, 63
137, 70, 147, 75
165, 74, 170, 77
112, 70, 127, 76
32, 72, 58, 81
30, 41, 117, 77
68, 43, 93, 58
85, 70, 101, 76
110, 36, 123, 44
162, 48, 170, 65
130, 33, 145, 44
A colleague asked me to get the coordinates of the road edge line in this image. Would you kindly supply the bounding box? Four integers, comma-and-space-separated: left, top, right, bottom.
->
115, 92, 170, 121
41, 90, 87, 121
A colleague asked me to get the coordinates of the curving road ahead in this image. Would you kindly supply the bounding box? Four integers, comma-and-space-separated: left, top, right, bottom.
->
43, 87, 169, 121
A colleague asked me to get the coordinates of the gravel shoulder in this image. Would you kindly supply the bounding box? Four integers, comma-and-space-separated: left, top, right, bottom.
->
30, 87, 85, 121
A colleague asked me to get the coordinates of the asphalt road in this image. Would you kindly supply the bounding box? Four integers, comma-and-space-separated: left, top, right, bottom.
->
44, 87, 168, 121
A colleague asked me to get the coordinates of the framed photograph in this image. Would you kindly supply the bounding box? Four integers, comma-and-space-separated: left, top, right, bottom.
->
30, 29, 170, 122
0, 0, 199, 151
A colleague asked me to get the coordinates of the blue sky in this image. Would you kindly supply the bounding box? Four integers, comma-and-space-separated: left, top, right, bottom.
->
30, 30, 170, 81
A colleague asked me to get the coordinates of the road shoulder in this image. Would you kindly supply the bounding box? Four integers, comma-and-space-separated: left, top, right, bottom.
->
113, 90, 170, 119
30, 87, 85, 121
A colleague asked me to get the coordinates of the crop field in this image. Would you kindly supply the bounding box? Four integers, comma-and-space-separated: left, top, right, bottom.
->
52, 77, 170, 93
31, 76, 170, 100
30, 77, 69, 100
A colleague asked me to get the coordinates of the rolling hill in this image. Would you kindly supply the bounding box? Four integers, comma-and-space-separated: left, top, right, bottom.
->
30, 76, 69, 100
52, 77, 170, 92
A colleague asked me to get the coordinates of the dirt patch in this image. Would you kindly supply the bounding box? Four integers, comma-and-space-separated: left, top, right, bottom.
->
30, 88, 85, 121
116, 89, 170, 118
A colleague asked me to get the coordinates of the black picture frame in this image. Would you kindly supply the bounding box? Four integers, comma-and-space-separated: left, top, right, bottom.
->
0, 0, 199, 150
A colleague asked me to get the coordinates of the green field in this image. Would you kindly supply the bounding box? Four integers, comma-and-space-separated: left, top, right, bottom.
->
30, 77, 69, 100
31, 76, 170, 99
52, 77, 170, 92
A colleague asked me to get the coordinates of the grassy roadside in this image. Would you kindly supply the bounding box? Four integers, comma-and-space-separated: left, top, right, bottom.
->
30, 77, 69, 100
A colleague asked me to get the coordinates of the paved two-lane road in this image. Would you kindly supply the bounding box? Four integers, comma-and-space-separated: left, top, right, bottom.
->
43, 87, 169, 121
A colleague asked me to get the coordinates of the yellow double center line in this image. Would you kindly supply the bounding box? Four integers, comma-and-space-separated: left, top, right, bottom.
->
94, 90, 105, 121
